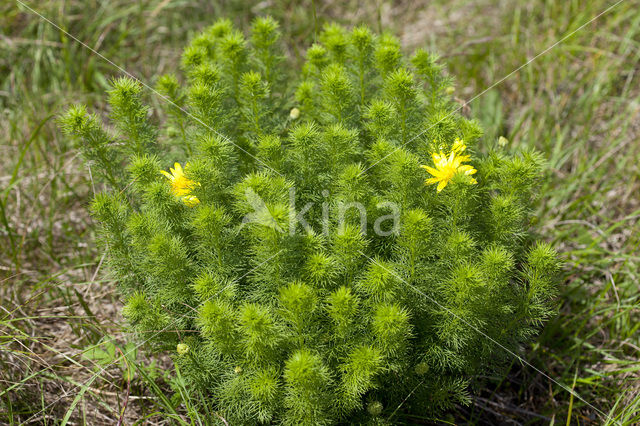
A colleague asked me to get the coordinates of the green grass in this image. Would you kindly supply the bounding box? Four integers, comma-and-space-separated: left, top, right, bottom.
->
1, 0, 639, 424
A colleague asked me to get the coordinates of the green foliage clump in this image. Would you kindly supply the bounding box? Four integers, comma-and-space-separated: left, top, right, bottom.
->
60, 17, 560, 424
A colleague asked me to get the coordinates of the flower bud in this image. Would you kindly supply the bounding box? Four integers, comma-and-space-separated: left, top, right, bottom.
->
415, 362, 429, 375
367, 401, 383, 416
177, 343, 189, 355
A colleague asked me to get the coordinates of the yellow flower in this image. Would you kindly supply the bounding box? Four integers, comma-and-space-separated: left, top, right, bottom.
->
161, 162, 200, 206
420, 139, 477, 192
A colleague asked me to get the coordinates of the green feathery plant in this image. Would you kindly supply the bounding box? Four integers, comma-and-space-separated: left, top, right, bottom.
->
60, 17, 560, 424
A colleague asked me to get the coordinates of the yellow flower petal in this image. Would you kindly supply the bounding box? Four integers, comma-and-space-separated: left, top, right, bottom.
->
183, 195, 200, 207
458, 165, 477, 175
452, 138, 466, 153
423, 166, 442, 177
